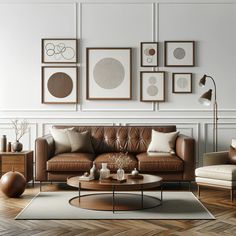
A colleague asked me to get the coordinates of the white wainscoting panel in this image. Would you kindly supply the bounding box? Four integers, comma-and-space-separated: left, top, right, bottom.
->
158, 3, 236, 112
0, 3, 76, 111
204, 123, 236, 153
80, 2, 156, 111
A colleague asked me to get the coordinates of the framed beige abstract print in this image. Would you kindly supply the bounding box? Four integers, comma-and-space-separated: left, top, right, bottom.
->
165, 41, 195, 67
86, 48, 132, 100
140, 71, 165, 102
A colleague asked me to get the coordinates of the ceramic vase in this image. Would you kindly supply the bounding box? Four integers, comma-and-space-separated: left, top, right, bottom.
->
0, 135, 7, 152
117, 168, 125, 180
89, 162, 100, 180
100, 163, 110, 179
131, 168, 139, 176
12, 141, 23, 152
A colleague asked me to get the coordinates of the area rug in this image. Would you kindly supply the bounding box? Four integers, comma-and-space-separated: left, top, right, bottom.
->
15, 191, 215, 220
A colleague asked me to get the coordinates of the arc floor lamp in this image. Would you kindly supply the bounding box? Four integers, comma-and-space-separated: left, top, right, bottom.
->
199, 74, 218, 152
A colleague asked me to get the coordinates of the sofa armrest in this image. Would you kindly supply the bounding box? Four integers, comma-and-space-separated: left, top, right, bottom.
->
35, 134, 55, 181
176, 134, 195, 181
203, 151, 229, 166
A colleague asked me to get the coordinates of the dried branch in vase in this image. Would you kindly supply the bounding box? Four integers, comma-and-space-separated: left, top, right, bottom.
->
11, 119, 29, 141
109, 144, 132, 169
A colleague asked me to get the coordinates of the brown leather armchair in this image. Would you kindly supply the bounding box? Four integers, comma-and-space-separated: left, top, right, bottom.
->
35, 125, 195, 189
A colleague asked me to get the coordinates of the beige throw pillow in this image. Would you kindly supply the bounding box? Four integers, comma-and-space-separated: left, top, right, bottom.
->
231, 139, 236, 149
147, 129, 179, 153
50, 127, 72, 155
229, 139, 236, 164
67, 130, 94, 153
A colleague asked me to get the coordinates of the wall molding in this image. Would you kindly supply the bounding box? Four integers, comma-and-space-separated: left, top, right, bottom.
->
203, 122, 236, 153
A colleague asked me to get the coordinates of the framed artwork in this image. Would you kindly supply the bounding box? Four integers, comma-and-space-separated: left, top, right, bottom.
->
42, 38, 78, 63
164, 41, 195, 67
86, 47, 132, 100
172, 73, 192, 93
42, 66, 78, 104
140, 71, 165, 102
140, 42, 158, 67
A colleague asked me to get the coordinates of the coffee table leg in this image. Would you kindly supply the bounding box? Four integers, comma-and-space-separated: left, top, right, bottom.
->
141, 189, 144, 208
160, 186, 163, 205
112, 186, 115, 213
78, 182, 81, 202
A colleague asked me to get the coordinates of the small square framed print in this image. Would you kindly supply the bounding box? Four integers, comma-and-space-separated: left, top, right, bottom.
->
165, 41, 195, 67
172, 73, 192, 93
42, 38, 78, 63
140, 71, 165, 102
42, 66, 78, 104
86, 47, 132, 100
140, 42, 158, 67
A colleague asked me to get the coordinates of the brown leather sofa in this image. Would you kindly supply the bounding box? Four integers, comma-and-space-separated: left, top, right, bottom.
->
35, 125, 195, 188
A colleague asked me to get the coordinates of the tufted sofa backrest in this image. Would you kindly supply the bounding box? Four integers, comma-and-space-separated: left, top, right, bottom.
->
53, 125, 176, 154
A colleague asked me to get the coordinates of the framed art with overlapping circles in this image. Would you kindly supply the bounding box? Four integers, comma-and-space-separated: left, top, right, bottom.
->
86, 48, 132, 100
41, 66, 78, 104
164, 41, 195, 67
140, 71, 165, 102
42, 38, 78, 63
141, 42, 158, 67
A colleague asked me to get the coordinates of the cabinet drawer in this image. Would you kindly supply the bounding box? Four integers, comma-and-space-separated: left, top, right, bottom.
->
2, 164, 25, 173
2, 155, 24, 164
1, 155, 25, 173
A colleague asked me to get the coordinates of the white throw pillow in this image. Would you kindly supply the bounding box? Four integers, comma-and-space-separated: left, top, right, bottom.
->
147, 129, 179, 153
231, 139, 236, 149
50, 127, 73, 155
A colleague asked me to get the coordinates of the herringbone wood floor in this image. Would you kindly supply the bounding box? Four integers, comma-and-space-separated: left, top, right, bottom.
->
0, 183, 236, 236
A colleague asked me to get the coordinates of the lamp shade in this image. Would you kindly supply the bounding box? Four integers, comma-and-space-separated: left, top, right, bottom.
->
199, 75, 207, 87
199, 89, 212, 106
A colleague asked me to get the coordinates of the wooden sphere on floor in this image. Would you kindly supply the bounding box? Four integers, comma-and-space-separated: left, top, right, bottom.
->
0, 171, 26, 198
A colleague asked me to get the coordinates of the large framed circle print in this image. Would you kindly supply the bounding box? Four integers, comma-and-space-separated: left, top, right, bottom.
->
140, 71, 165, 102
164, 41, 195, 67
86, 48, 132, 100
42, 66, 78, 104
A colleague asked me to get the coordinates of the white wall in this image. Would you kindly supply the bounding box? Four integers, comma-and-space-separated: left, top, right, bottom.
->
0, 0, 236, 167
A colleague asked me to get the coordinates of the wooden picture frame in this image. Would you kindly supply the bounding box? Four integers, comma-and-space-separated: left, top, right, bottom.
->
140, 71, 165, 102
42, 38, 78, 63
42, 66, 78, 104
172, 73, 192, 93
86, 47, 132, 100
164, 41, 195, 67
140, 42, 158, 67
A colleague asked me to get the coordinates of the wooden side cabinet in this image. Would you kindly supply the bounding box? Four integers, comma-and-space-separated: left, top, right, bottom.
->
0, 151, 34, 185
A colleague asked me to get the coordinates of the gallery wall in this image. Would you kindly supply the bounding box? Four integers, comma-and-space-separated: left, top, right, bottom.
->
0, 0, 236, 167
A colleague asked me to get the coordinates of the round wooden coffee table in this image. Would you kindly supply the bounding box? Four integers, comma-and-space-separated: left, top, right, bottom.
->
67, 174, 163, 212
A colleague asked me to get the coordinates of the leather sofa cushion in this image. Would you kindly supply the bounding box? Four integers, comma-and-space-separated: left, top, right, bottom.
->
94, 153, 138, 172
136, 152, 183, 172
47, 153, 94, 172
